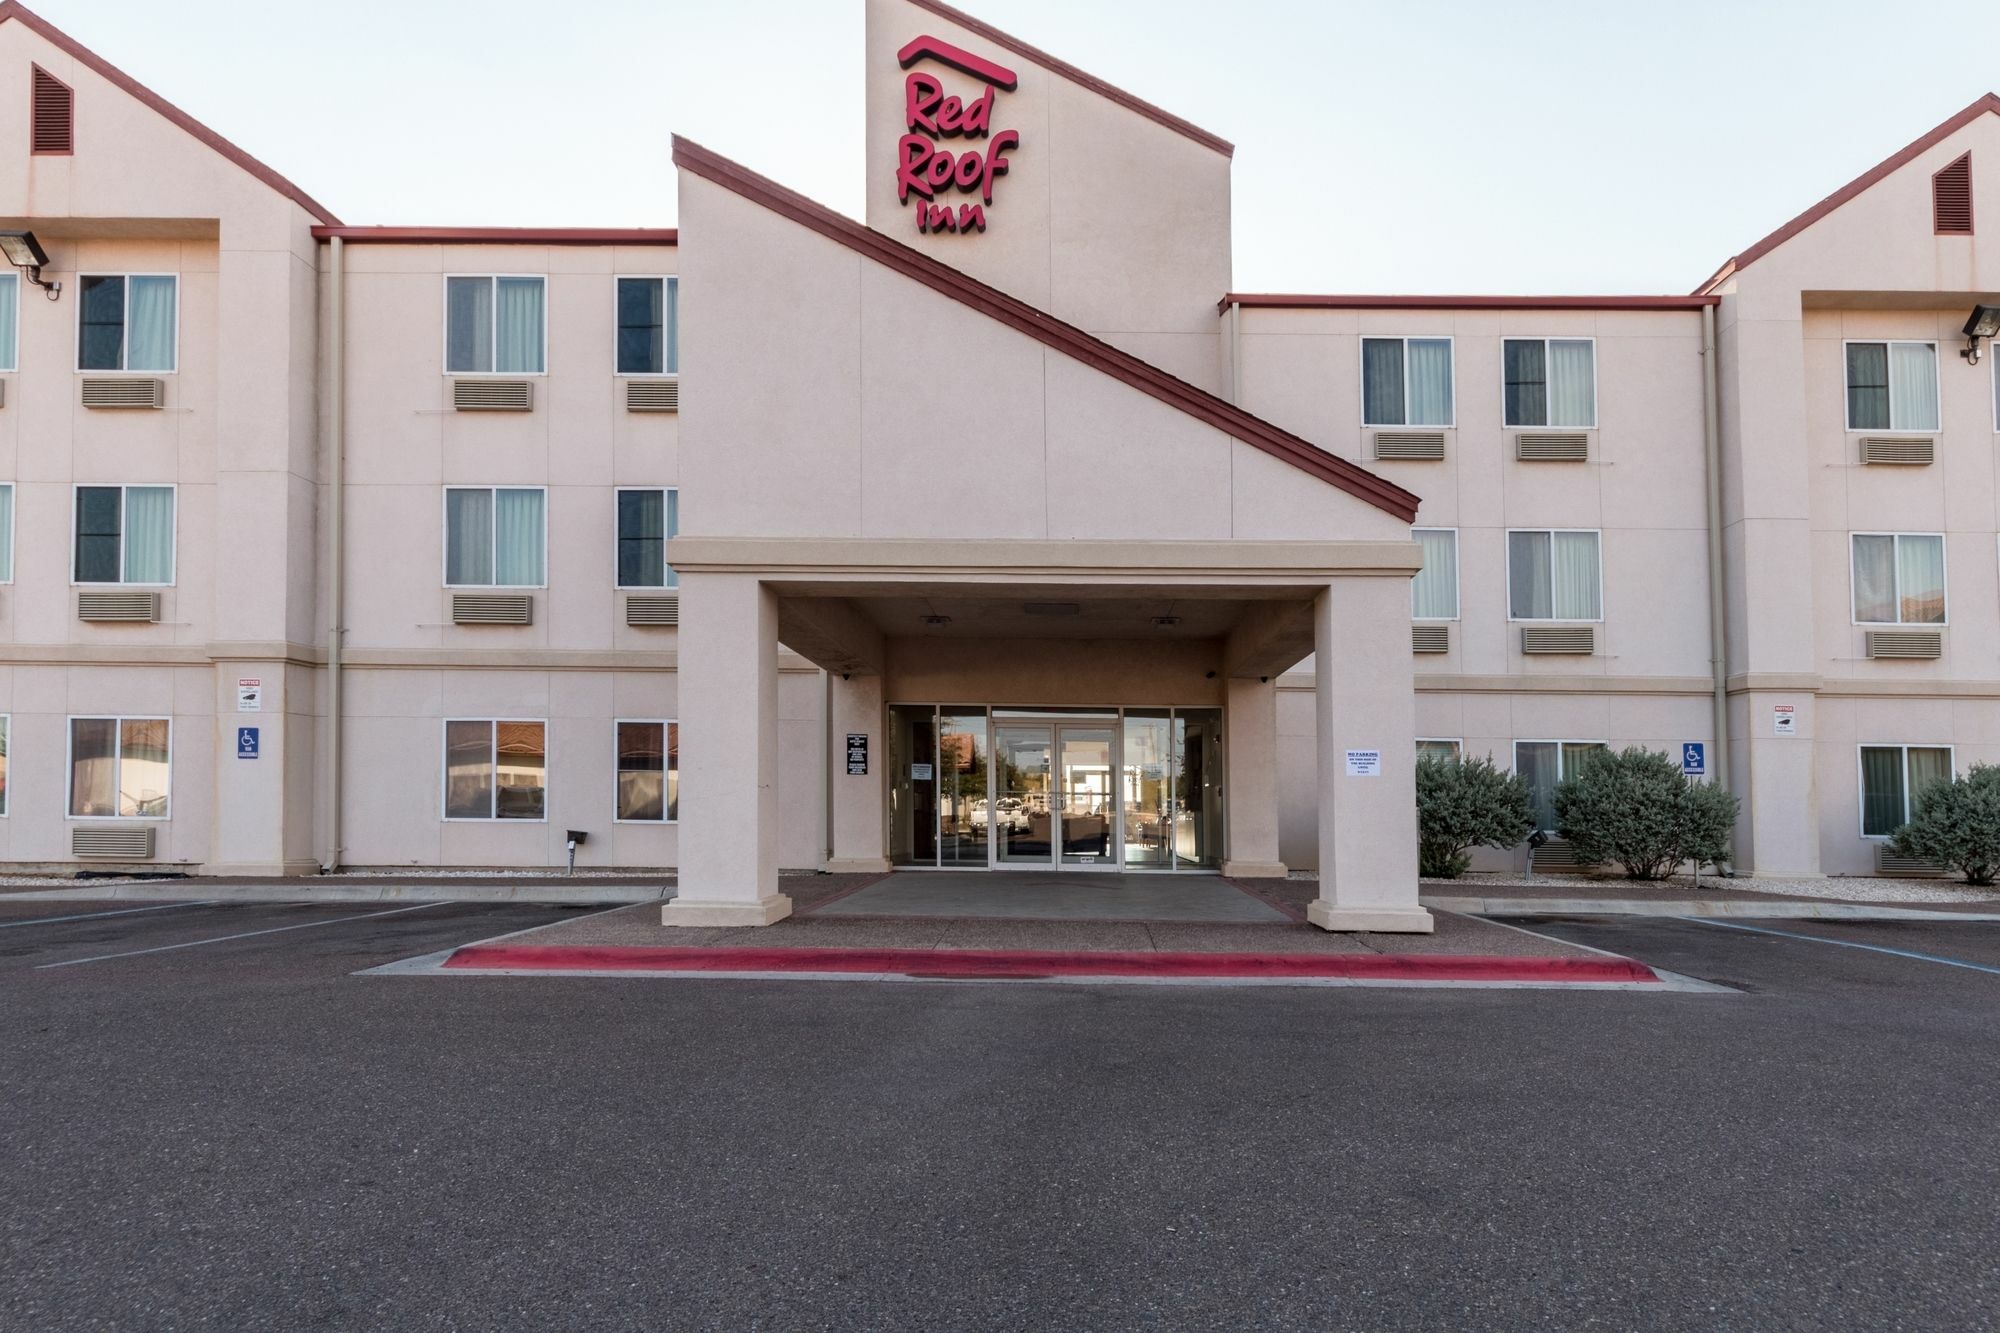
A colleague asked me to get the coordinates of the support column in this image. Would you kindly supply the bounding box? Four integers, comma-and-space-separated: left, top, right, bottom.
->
1308, 577, 1432, 933
826, 672, 889, 872
1220, 676, 1285, 877
664, 571, 792, 926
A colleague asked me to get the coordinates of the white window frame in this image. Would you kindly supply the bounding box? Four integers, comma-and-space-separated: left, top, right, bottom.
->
612, 275, 679, 379
1410, 526, 1459, 622
0, 712, 11, 817
613, 486, 679, 590
1842, 338, 1940, 434
1416, 737, 1463, 761
0, 271, 20, 373
0, 482, 15, 584
74, 272, 180, 374
1849, 531, 1948, 627
69, 482, 177, 588
1856, 743, 1954, 840
1513, 738, 1610, 831
441, 485, 549, 590
440, 718, 549, 823
1358, 335, 1456, 428
441, 273, 548, 377
1504, 527, 1603, 623
1500, 336, 1597, 429
65, 714, 172, 821
612, 718, 680, 824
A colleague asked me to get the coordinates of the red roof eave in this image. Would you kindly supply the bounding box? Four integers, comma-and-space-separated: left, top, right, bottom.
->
312, 226, 678, 246
1221, 293, 1718, 314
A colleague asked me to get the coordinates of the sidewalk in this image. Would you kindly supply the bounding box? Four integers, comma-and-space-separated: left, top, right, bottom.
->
1413, 872, 2000, 922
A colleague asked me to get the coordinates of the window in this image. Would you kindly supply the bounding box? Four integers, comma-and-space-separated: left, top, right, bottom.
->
1507, 529, 1601, 620
68, 717, 170, 819
0, 272, 18, 371
78, 275, 178, 372
1361, 337, 1453, 426
73, 485, 174, 585
1417, 739, 1462, 763
1411, 528, 1457, 620
1851, 533, 1945, 625
1503, 338, 1595, 428
444, 720, 546, 820
444, 487, 546, 588
1859, 745, 1952, 837
0, 483, 14, 583
616, 277, 679, 376
616, 720, 680, 822
1515, 740, 1608, 832
1845, 341, 1938, 432
445, 276, 546, 374
615, 488, 679, 589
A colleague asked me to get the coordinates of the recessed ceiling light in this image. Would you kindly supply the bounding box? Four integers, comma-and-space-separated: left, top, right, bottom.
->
1151, 615, 1181, 628
921, 614, 952, 627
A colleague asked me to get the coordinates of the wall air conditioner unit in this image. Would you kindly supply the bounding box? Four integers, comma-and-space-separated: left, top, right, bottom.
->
452, 379, 533, 411
1516, 432, 1589, 461
625, 593, 681, 626
72, 825, 155, 859
81, 377, 165, 409
1373, 431, 1444, 461
626, 379, 679, 413
78, 590, 161, 622
1865, 630, 1942, 660
1858, 437, 1934, 465
1520, 625, 1594, 654
1875, 845, 1944, 877
1411, 624, 1449, 653
451, 593, 533, 625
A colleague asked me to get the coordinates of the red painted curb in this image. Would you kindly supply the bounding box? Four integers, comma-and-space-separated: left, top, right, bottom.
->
442, 944, 1657, 984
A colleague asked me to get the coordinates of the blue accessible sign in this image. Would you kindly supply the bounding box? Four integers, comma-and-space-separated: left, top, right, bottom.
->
237, 726, 260, 760
1681, 742, 1705, 776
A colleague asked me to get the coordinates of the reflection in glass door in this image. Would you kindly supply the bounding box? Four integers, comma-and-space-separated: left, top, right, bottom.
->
994, 725, 1054, 865
1121, 711, 1172, 869
1057, 726, 1114, 867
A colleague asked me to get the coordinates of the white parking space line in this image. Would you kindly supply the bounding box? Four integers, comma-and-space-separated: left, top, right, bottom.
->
1684, 917, 2000, 976
35, 902, 446, 969
0, 900, 220, 929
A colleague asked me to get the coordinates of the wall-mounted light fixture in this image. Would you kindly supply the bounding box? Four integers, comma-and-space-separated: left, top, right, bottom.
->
0, 229, 58, 300
1962, 304, 2000, 364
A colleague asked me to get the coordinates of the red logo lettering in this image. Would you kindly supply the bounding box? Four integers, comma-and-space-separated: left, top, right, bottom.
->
893, 36, 1020, 236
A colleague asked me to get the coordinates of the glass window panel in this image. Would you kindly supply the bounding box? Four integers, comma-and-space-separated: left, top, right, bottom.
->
617, 277, 663, 376
1895, 534, 1945, 624
69, 718, 118, 817
492, 488, 545, 586
1859, 746, 1906, 836
444, 720, 494, 819
445, 488, 494, 586
1405, 338, 1453, 426
1411, 529, 1457, 619
1361, 338, 1404, 426
445, 276, 493, 373
940, 709, 991, 866
1417, 739, 1461, 762
0, 715, 9, 817
1503, 339, 1547, 427
1173, 709, 1225, 869
78, 275, 124, 370
494, 277, 545, 374
617, 489, 667, 588
1562, 742, 1609, 775
74, 487, 122, 583
1907, 747, 1953, 803
122, 486, 173, 584
118, 718, 170, 818
663, 277, 679, 375
1516, 741, 1558, 831
494, 721, 546, 820
1888, 342, 1938, 432
890, 705, 940, 866
0, 484, 14, 583
617, 721, 665, 821
1508, 530, 1552, 619
1547, 339, 1595, 428
1550, 531, 1601, 620
665, 722, 679, 821
125, 276, 176, 372
1846, 342, 1890, 430
0, 272, 19, 371
1851, 534, 1896, 623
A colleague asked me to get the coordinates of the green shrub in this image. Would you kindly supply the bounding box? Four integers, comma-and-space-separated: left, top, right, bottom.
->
1553, 746, 1739, 880
1415, 752, 1535, 879
1890, 762, 2000, 885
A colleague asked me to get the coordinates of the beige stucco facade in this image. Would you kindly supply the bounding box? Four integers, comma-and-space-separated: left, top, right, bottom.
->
0, 0, 1996, 906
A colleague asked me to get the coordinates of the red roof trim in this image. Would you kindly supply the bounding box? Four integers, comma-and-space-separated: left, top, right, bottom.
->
1697, 92, 2000, 295
673, 136, 1417, 524
311, 226, 678, 246
0, 0, 339, 224
902, 0, 1233, 159
1223, 293, 1717, 313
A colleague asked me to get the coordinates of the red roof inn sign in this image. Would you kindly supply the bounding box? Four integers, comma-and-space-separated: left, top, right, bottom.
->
895, 35, 1020, 235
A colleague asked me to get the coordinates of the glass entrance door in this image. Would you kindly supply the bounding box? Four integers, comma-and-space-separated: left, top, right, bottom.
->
1056, 726, 1115, 867
994, 724, 1055, 865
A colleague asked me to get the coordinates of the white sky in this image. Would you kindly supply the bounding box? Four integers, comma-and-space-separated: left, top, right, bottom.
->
35, 0, 2000, 294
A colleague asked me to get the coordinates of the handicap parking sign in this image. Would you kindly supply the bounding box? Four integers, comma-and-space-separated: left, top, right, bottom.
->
1681, 742, 1705, 776
237, 726, 260, 759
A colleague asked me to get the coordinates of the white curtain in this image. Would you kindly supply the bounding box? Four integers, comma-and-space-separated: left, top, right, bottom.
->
122, 486, 174, 584
1516, 742, 1557, 830
1547, 339, 1595, 428
493, 488, 545, 586
495, 277, 545, 374
1896, 534, 1946, 624
445, 488, 493, 586
1406, 338, 1452, 426
1851, 534, 1896, 623
446, 277, 492, 373
0, 484, 14, 583
663, 278, 680, 375
126, 276, 177, 372
1907, 746, 1953, 798
1888, 342, 1938, 431
0, 272, 18, 371
663, 488, 681, 588
1551, 531, 1601, 619
1508, 531, 1552, 619
1411, 529, 1457, 618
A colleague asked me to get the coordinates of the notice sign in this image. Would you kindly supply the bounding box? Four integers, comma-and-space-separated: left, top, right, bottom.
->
236, 678, 263, 712
1772, 705, 1797, 737
911, 762, 934, 781
1344, 749, 1383, 777
846, 733, 869, 776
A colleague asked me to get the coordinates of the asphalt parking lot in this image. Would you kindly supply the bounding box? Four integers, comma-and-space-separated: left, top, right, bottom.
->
3, 899, 1999, 1331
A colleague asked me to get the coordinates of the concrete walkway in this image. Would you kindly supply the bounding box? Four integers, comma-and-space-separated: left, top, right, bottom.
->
809, 871, 1287, 923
